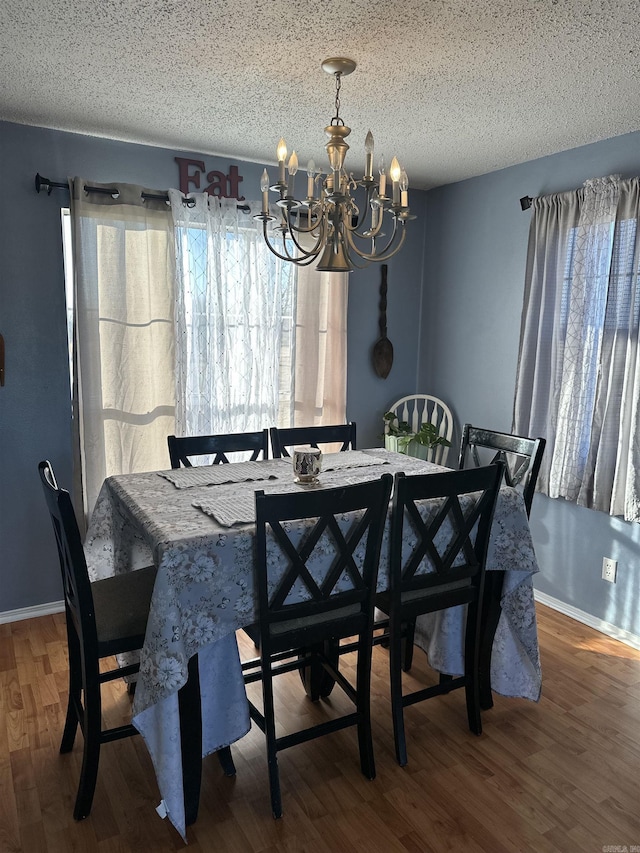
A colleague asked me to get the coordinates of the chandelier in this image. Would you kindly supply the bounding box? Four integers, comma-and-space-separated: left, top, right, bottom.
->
255, 57, 413, 273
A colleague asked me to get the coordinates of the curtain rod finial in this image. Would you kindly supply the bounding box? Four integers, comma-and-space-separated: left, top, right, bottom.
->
520, 196, 532, 211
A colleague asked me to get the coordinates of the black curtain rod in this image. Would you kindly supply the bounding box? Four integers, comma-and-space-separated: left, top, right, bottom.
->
34, 173, 250, 211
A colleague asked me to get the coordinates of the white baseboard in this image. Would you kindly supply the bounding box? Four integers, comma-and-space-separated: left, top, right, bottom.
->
0, 600, 65, 625
534, 589, 640, 651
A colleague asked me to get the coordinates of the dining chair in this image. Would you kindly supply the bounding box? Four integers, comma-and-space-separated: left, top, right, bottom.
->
167, 429, 270, 467
38, 460, 158, 820
458, 424, 546, 517
269, 422, 356, 459
384, 395, 454, 465
374, 463, 503, 766
456, 424, 546, 709
241, 474, 393, 818
39, 460, 235, 823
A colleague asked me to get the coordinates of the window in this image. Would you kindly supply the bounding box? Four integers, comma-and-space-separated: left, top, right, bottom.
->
66, 181, 347, 518
513, 175, 640, 521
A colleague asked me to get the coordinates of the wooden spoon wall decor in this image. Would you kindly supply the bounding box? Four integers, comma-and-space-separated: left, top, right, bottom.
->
372, 264, 393, 378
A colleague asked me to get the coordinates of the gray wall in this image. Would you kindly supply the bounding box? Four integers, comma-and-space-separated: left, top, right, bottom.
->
421, 130, 640, 638
0, 120, 425, 613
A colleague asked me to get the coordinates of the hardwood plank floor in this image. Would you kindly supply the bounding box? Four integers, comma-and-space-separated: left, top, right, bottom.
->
0, 604, 639, 852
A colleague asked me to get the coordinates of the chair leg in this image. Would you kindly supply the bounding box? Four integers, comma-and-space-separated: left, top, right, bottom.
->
216, 746, 236, 777
464, 602, 482, 736
389, 617, 408, 767
401, 619, 415, 672
478, 572, 505, 711
261, 661, 283, 818
73, 675, 101, 820
60, 629, 82, 753
355, 637, 376, 780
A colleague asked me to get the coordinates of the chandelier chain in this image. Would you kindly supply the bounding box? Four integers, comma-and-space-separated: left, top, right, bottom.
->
331, 73, 344, 127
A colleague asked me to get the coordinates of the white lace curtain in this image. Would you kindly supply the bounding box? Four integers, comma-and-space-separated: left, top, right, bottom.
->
70, 182, 347, 521
169, 192, 290, 436
513, 175, 640, 521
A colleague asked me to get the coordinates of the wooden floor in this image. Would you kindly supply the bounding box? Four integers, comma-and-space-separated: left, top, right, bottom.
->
1, 603, 639, 852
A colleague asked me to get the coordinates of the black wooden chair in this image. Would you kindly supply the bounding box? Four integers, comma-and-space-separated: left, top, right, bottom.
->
269, 422, 356, 459
375, 464, 503, 766
458, 424, 545, 517
241, 474, 393, 818
167, 429, 269, 468
456, 424, 546, 708
38, 460, 158, 820
39, 460, 234, 824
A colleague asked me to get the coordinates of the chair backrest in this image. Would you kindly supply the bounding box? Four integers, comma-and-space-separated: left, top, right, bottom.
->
457, 424, 545, 517
389, 464, 504, 613
38, 461, 98, 651
253, 474, 393, 649
270, 423, 357, 459
385, 395, 454, 465
167, 429, 270, 468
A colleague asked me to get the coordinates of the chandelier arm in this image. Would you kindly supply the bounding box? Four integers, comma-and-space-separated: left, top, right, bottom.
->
347, 213, 399, 257
344, 182, 376, 233
346, 221, 407, 263
261, 221, 313, 263
347, 207, 386, 240
261, 234, 322, 266
260, 221, 324, 266
282, 209, 327, 257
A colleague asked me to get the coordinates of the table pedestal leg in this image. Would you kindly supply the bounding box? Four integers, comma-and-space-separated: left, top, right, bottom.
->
179, 655, 202, 826
299, 639, 339, 699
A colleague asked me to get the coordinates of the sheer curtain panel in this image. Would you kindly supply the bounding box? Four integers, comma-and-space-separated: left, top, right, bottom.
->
70, 179, 176, 523
513, 176, 640, 521
169, 192, 348, 436
293, 263, 348, 427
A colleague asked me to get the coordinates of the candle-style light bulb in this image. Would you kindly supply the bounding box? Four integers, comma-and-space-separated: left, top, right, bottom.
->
389, 157, 401, 204
364, 130, 374, 179
400, 168, 409, 207
277, 138, 288, 183
261, 168, 270, 213
306, 158, 316, 199
287, 151, 298, 196
378, 155, 386, 198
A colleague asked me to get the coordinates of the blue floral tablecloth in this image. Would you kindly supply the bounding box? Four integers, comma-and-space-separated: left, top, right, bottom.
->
84, 449, 541, 840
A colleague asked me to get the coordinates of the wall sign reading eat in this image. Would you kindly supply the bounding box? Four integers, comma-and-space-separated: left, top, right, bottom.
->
175, 157, 245, 200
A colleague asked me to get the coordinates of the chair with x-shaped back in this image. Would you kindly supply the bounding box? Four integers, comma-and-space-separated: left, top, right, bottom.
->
375, 463, 503, 766
167, 429, 269, 468
241, 474, 392, 818
269, 422, 356, 459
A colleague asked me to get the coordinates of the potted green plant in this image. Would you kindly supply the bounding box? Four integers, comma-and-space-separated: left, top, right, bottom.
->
383, 411, 451, 460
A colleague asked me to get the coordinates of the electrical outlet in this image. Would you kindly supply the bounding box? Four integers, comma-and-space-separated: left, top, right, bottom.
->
602, 557, 617, 583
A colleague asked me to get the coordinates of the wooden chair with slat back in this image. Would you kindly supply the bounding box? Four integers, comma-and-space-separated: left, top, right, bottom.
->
384, 395, 454, 465
167, 429, 270, 468
240, 474, 393, 818
269, 423, 356, 459
374, 464, 504, 766
38, 460, 158, 820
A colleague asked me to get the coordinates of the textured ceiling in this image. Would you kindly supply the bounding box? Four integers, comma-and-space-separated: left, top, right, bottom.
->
2, 0, 640, 190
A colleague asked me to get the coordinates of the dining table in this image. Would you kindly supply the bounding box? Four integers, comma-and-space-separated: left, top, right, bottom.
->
84, 448, 542, 840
